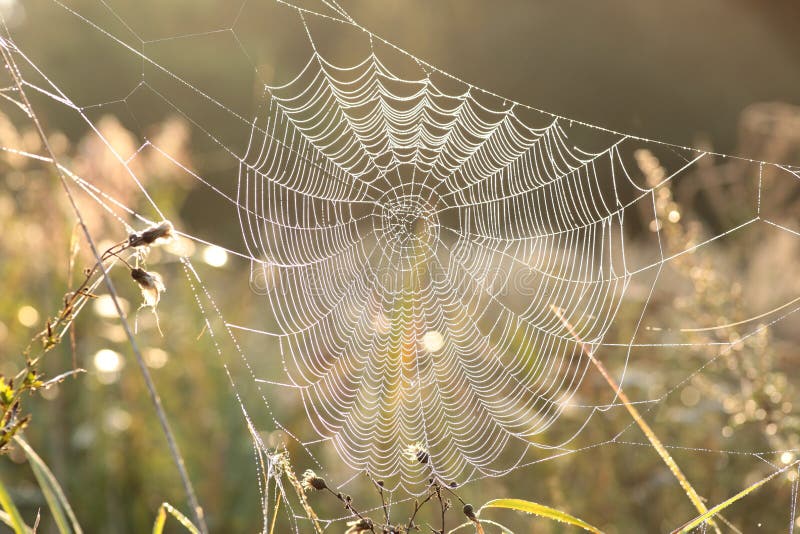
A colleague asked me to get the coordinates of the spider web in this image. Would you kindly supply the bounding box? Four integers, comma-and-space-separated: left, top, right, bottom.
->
234, 46, 635, 486
4, 0, 800, 530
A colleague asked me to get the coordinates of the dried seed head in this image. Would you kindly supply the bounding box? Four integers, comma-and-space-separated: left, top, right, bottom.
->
128, 221, 174, 248
406, 442, 429, 464
301, 469, 327, 492
463, 503, 476, 521
345, 518, 373, 533
131, 268, 165, 308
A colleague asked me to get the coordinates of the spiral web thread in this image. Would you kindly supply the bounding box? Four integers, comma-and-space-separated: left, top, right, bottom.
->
234, 48, 632, 487
3, 0, 800, 529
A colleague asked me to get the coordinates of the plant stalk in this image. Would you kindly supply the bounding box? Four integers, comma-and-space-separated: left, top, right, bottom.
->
0, 475, 28, 534
551, 305, 719, 533
0, 31, 208, 534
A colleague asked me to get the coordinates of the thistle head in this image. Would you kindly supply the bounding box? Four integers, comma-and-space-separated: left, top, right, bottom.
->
131, 268, 165, 308
301, 469, 327, 492
128, 221, 174, 248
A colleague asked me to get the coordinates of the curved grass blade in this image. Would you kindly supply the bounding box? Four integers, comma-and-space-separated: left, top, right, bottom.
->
152, 502, 200, 534
552, 306, 719, 533
0, 510, 33, 534
450, 518, 515, 533
0, 474, 30, 534
15, 437, 81, 534
479, 498, 603, 534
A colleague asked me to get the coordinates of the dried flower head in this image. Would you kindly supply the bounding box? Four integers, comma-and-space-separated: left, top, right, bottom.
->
345, 518, 373, 533
301, 469, 327, 492
406, 442, 429, 465
128, 221, 174, 248
131, 268, 165, 308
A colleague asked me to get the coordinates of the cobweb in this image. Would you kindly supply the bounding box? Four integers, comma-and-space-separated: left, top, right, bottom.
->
4, 0, 800, 530
235, 44, 637, 486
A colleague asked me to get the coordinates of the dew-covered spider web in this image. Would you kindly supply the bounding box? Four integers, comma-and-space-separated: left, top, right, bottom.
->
4, 0, 800, 531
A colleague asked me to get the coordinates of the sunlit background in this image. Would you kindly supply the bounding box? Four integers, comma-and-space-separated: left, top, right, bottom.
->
2, 1, 800, 532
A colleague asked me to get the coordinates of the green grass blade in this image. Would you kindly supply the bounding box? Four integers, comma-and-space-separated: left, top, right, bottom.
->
673, 463, 794, 533
152, 502, 200, 534
0, 510, 33, 534
14, 437, 82, 534
0, 474, 30, 534
479, 498, 603, 534
152, 506, 167, 534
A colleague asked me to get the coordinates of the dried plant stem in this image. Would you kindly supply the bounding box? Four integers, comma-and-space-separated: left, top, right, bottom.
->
281, 461, 323, 534
365, 473, 390, 527
435, 484, 446, 534
0, 31, 207, 534
407, 490, 436, 532
551, 305, 719, 534
268, 489, 282, 534
322, 487, 375, 532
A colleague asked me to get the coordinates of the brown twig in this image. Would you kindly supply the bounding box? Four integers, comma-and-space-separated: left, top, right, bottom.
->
407, 490, 436, 532
322, 487, 375, 532
366, 472, 391, 527
435, 484, 446, 534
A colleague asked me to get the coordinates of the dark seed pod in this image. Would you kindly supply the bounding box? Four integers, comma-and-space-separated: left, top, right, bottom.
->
301, 469, 328, 491
128, 221, 174, 248
131, 268, 165, 307
131, 268, 150, 285
463, 503, 476, 521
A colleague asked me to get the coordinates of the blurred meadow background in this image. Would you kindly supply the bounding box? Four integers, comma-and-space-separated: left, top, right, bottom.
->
2, 1, 800, 532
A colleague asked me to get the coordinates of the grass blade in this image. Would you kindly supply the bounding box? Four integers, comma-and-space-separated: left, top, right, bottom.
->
152, 502, 200, 534
0, 474, 30, 534
479, 498, 603, 533
152, 506, 167, 534
0, 510, 33, 534
552, 306, 720, 533
14, 437, 82, 534
450, 518, 515, 533
673, 462, 796, 533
